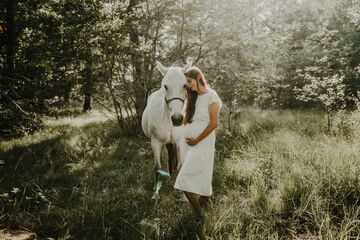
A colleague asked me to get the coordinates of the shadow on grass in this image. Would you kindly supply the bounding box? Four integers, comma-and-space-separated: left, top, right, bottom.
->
0, 134, 66, 189
0, 120, 159, 239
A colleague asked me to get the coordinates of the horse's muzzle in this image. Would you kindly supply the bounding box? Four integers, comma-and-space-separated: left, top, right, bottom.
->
171, 114, 183, 126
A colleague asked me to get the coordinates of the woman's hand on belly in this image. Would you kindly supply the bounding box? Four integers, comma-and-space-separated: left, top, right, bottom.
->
186, 137, 198, 146
184, 122, 207, 139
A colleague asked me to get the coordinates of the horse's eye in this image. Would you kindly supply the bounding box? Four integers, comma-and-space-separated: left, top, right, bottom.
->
183, 84, 186, 89
164, 85, 168, 90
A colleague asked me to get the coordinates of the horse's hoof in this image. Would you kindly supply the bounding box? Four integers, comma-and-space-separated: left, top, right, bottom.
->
151, 193, 160, 200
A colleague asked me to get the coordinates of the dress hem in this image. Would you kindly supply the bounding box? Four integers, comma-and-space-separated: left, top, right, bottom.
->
174, 185, 212, 197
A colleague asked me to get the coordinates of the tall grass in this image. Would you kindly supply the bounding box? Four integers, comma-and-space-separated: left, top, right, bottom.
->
0, 108, 359, 239
212, 108, 360, 239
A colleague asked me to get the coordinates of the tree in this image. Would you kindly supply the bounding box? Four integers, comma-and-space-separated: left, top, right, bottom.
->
295, 9, 360, 132
0, 0, 39, 138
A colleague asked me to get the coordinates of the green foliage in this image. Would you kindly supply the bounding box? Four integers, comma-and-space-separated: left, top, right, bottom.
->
2, 0, 360, 136
296, 74, 347, 110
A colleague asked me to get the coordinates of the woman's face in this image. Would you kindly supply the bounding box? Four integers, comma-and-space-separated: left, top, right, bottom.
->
186, 77, 198, 92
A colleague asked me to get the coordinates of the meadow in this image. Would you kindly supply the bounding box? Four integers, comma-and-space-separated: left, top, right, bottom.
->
1, 108, 360, 239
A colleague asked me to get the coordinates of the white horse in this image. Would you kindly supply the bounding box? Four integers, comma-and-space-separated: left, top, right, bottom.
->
142, 60, 191, 199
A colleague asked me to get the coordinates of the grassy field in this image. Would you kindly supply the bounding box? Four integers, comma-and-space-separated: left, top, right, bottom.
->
0, 108, 360, 239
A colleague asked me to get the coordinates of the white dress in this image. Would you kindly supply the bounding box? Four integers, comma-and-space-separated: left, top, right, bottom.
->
174, 88, 222, 196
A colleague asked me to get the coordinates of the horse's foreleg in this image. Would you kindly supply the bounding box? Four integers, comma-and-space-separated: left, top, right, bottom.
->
151, 138, 162, 193
176, 137, 186, 171
166, 144, 175, 176
173, 144, 178, 173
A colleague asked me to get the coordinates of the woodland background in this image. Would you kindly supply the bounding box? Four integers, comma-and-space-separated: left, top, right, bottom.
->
1, 0, 359, 136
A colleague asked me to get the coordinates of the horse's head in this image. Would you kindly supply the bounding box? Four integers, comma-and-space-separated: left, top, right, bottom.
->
156, 61, 192, 126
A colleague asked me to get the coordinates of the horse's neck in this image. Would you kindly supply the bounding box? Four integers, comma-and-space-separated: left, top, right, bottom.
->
153, 90, 171, 123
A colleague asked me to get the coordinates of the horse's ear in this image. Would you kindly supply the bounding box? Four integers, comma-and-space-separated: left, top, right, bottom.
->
181, 59, 192, 74
156, 61, 168, 76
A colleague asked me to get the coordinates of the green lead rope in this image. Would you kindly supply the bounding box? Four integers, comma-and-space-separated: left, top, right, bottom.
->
155, 180, 163, 194
154, 170, 170, 195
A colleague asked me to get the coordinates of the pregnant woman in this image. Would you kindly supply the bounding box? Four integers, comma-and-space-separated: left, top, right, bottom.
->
174, 66, 222, 218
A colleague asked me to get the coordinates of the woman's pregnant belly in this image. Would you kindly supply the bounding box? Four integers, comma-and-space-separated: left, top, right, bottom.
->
184, 121, 208, 139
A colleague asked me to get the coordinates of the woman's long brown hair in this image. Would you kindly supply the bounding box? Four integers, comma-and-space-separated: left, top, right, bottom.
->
184, 66, 208, 124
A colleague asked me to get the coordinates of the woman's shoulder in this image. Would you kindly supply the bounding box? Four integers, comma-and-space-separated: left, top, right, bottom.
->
208, 88, 220, 97
205, 88, 214, 95
208, 88, 222, 106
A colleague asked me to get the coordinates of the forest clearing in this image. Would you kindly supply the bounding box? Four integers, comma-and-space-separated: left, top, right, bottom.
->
1, 0, 360, 239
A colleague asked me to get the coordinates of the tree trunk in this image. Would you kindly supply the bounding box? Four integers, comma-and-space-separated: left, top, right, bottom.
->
127, 0, 147, 122
62, 66, 72, 105
326, 108, 331, 134
5, 0, 16, 77
63, 84, 71, 105
83, 58, 92, 112
0, 0, 32, 137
